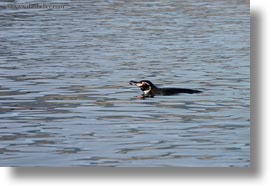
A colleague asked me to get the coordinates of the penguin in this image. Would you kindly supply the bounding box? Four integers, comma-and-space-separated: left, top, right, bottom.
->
129, 80, 202, 99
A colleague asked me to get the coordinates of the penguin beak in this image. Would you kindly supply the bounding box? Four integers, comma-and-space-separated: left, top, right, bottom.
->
129, 80, 145, 87
129, 80, 150, 89
129, 80, 138, 85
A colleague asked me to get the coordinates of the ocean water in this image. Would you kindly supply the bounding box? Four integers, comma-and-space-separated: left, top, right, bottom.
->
0, 0, 250, 167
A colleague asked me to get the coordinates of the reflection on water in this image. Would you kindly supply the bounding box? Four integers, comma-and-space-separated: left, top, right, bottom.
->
0, 0, 250, 166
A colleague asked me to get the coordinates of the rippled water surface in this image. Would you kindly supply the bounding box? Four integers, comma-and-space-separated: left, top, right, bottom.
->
0, 0, 250, 167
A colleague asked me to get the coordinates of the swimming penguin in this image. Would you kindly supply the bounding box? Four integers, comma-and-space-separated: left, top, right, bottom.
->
129, 80, 202, 99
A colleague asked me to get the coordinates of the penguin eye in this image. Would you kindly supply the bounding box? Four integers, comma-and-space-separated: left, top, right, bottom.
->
136, 82, 144, 87
141, 82, 149, 86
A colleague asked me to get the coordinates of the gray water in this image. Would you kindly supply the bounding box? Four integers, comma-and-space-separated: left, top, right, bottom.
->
0, 0, 250, 167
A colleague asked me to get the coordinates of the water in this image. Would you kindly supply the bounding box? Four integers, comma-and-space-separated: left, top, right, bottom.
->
0, 0, 250, 167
